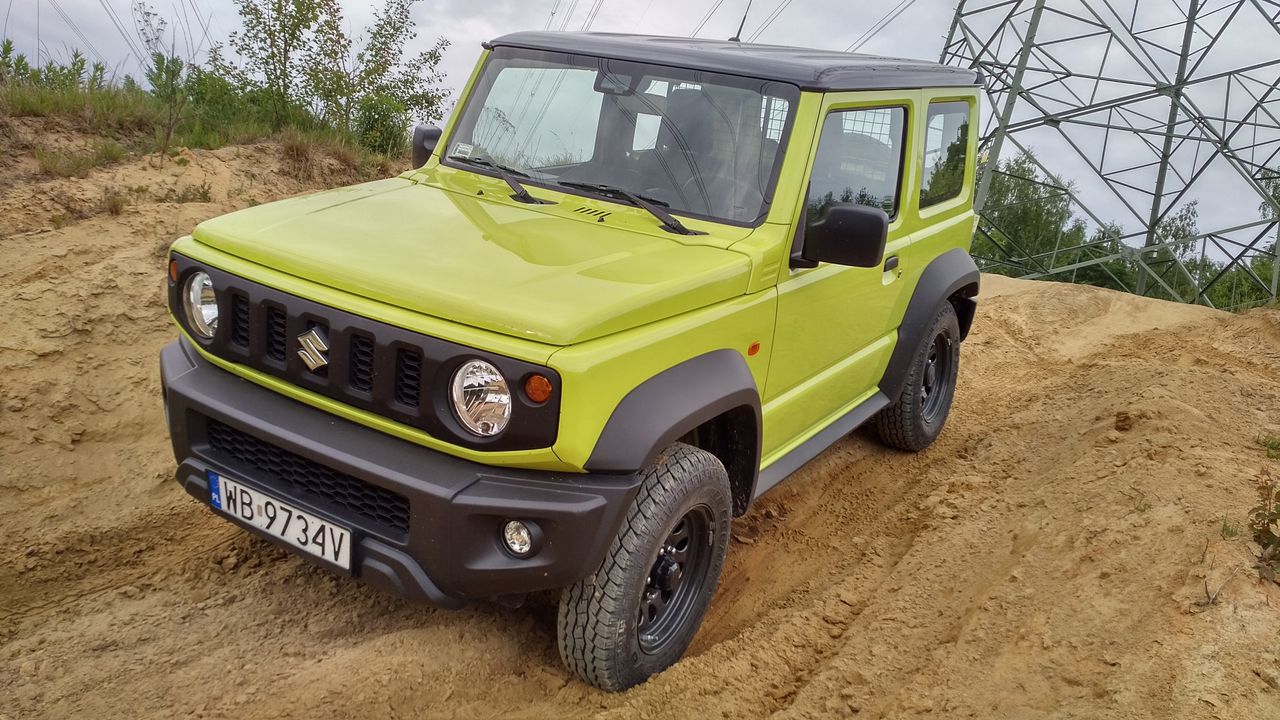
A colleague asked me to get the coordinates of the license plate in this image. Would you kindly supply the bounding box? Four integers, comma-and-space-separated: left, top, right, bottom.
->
209, 471, 352, 570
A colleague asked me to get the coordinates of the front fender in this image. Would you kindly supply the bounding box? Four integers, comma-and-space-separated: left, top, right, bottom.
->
584, 349, 762, 480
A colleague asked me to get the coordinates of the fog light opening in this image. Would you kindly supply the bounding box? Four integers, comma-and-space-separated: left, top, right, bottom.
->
501, 519, 540, 558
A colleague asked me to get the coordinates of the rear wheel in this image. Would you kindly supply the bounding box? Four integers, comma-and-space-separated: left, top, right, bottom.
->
874, 302, 961, 451
557, 443, 731, 691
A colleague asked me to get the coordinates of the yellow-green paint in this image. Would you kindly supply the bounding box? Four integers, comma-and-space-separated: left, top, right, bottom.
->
169, 62, 980, 476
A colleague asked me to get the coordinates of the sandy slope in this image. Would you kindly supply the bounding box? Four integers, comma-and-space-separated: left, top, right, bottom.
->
3, 121, 1279, 719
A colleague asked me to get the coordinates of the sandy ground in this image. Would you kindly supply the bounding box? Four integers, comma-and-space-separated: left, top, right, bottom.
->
3, 118, 1280, 719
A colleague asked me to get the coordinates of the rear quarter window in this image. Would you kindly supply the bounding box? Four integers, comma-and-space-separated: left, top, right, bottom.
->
920, 101, 972, 208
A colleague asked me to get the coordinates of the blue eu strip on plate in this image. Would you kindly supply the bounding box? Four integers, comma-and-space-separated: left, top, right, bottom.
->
208, 471, 222, 509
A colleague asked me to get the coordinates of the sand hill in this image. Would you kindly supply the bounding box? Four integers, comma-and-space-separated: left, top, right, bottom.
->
3, 118, 1279, 719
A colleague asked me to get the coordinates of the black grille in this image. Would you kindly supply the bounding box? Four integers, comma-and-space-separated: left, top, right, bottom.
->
349, 334, 374, 392
207, 419, 409, 535
169, 255, 562, 451
394, 349, 422, 407
265, 307, 287, 362
231, 294, 250, 348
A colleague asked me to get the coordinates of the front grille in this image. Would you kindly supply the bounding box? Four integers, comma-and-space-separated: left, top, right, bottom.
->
265, 307, 287, 362
169, 255, 562, 451
349, 334, 374, 392
394, 349, 422, 407
230, 294, 250, 347
207, 418, 410, 536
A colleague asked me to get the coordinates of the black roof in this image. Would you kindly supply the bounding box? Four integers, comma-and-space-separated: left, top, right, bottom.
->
486, 32, 982, 92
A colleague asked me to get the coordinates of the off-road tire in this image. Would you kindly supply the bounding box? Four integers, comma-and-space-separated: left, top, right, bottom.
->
557, 443, 732, 691
874, 301, 961, 451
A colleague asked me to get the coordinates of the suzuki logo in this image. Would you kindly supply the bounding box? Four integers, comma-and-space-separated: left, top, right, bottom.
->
297, 328, 331, 371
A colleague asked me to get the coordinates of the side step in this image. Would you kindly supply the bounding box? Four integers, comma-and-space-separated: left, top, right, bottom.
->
752, 392, 890, 500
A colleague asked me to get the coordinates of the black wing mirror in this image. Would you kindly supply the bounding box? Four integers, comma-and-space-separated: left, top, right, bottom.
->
797, 203, 889, 268
412, 123, 444, 168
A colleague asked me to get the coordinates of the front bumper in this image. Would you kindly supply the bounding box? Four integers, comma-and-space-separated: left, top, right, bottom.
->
160, 338, 640, 608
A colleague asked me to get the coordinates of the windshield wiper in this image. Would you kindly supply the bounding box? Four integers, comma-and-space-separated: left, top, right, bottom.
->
447, 155, 553, 205
555, 181, 705, 236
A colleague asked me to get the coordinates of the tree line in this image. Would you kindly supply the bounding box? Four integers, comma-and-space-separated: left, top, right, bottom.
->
976, 152, 1280, 310
0, 0, 449, 159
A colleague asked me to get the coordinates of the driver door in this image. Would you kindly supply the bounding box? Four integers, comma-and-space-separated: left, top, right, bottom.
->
761, 93, 920, 463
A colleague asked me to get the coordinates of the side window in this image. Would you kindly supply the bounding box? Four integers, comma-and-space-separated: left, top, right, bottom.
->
808, 107, 907, 222
920, 101, 971, 208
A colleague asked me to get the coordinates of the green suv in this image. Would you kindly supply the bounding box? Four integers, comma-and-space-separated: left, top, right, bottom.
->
160, 32, 982, 690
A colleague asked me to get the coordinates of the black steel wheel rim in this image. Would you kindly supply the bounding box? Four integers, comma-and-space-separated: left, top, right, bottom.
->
919, 331, 953, 422
637, 505, 714, 655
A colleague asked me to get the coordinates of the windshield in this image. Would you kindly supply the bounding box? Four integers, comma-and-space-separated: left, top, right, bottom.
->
445, 47, 800, 226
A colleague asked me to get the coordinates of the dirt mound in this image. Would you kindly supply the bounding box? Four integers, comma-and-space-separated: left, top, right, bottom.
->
3, 127, 1279, 719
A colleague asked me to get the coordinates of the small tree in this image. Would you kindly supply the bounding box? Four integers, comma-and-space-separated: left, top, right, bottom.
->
133, 1, 203, 157
304, 0, 449, 153
209, 0, 323, 129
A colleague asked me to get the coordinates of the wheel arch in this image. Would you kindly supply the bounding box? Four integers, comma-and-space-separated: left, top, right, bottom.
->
584, 349, 761, 516
880, 248, 979, 401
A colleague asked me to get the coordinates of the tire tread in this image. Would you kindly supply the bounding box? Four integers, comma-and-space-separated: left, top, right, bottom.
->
874, 302, 960, 452
557, 443, 728, 691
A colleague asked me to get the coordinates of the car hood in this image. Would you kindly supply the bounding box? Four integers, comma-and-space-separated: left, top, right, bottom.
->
191, 178, 753, 346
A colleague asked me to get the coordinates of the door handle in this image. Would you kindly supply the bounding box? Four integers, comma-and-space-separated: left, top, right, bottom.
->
883, 256, 900, 272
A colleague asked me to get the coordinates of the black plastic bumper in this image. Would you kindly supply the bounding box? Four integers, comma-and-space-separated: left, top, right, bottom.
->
160, 338, 641, 608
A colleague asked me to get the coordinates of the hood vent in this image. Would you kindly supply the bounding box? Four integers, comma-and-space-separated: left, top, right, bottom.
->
573, 206, 612, 221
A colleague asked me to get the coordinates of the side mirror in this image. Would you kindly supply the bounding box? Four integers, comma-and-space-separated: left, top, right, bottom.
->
798, 203, 889, 268
412, 123, 444, 168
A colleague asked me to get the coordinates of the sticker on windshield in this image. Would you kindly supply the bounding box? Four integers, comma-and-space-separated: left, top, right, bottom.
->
453, 143, 474, 158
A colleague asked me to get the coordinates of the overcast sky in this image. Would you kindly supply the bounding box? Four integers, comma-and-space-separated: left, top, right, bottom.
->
3, 0, 957, 109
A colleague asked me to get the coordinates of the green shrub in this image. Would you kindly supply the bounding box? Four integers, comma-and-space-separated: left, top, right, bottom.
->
1252, 467, 1280, 584
355, 92, 408, 156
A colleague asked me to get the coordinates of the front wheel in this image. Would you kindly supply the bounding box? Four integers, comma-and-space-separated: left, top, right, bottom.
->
557, 443, 732, 691
873, 302, 961, 451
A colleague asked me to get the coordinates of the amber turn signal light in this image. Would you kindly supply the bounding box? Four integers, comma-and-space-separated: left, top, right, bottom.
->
524, 374, 553, 403
168, 259, 179, 283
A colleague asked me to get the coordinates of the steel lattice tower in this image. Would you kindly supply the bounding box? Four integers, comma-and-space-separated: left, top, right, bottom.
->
941, 0, 1280, 308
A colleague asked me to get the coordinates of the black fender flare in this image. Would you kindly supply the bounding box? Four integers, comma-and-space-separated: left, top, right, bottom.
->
880, 248, 980, 401
584, 349, 762, 484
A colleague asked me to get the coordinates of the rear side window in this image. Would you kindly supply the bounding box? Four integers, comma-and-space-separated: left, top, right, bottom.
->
808, 107, 907, 222
920, 101, 971, 208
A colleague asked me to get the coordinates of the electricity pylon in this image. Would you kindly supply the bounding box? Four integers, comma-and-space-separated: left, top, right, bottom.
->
942, 0, 1280, 308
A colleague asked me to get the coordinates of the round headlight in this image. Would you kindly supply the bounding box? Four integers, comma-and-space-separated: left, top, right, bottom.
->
451, 360, 511, 437
184, 271, 218, 339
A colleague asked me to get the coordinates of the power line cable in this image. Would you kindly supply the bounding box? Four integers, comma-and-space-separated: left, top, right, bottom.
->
557, 0, 581, 30
544, 0, 562, 30
3, 0, 15, 41
48, 0, 106, 65
631, 0, 656, 31
846, 0, 919, 53
96, 0, 144, 63
581, 0, 606, 30
746, 0, 796, 43
690, 0, 729, 37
